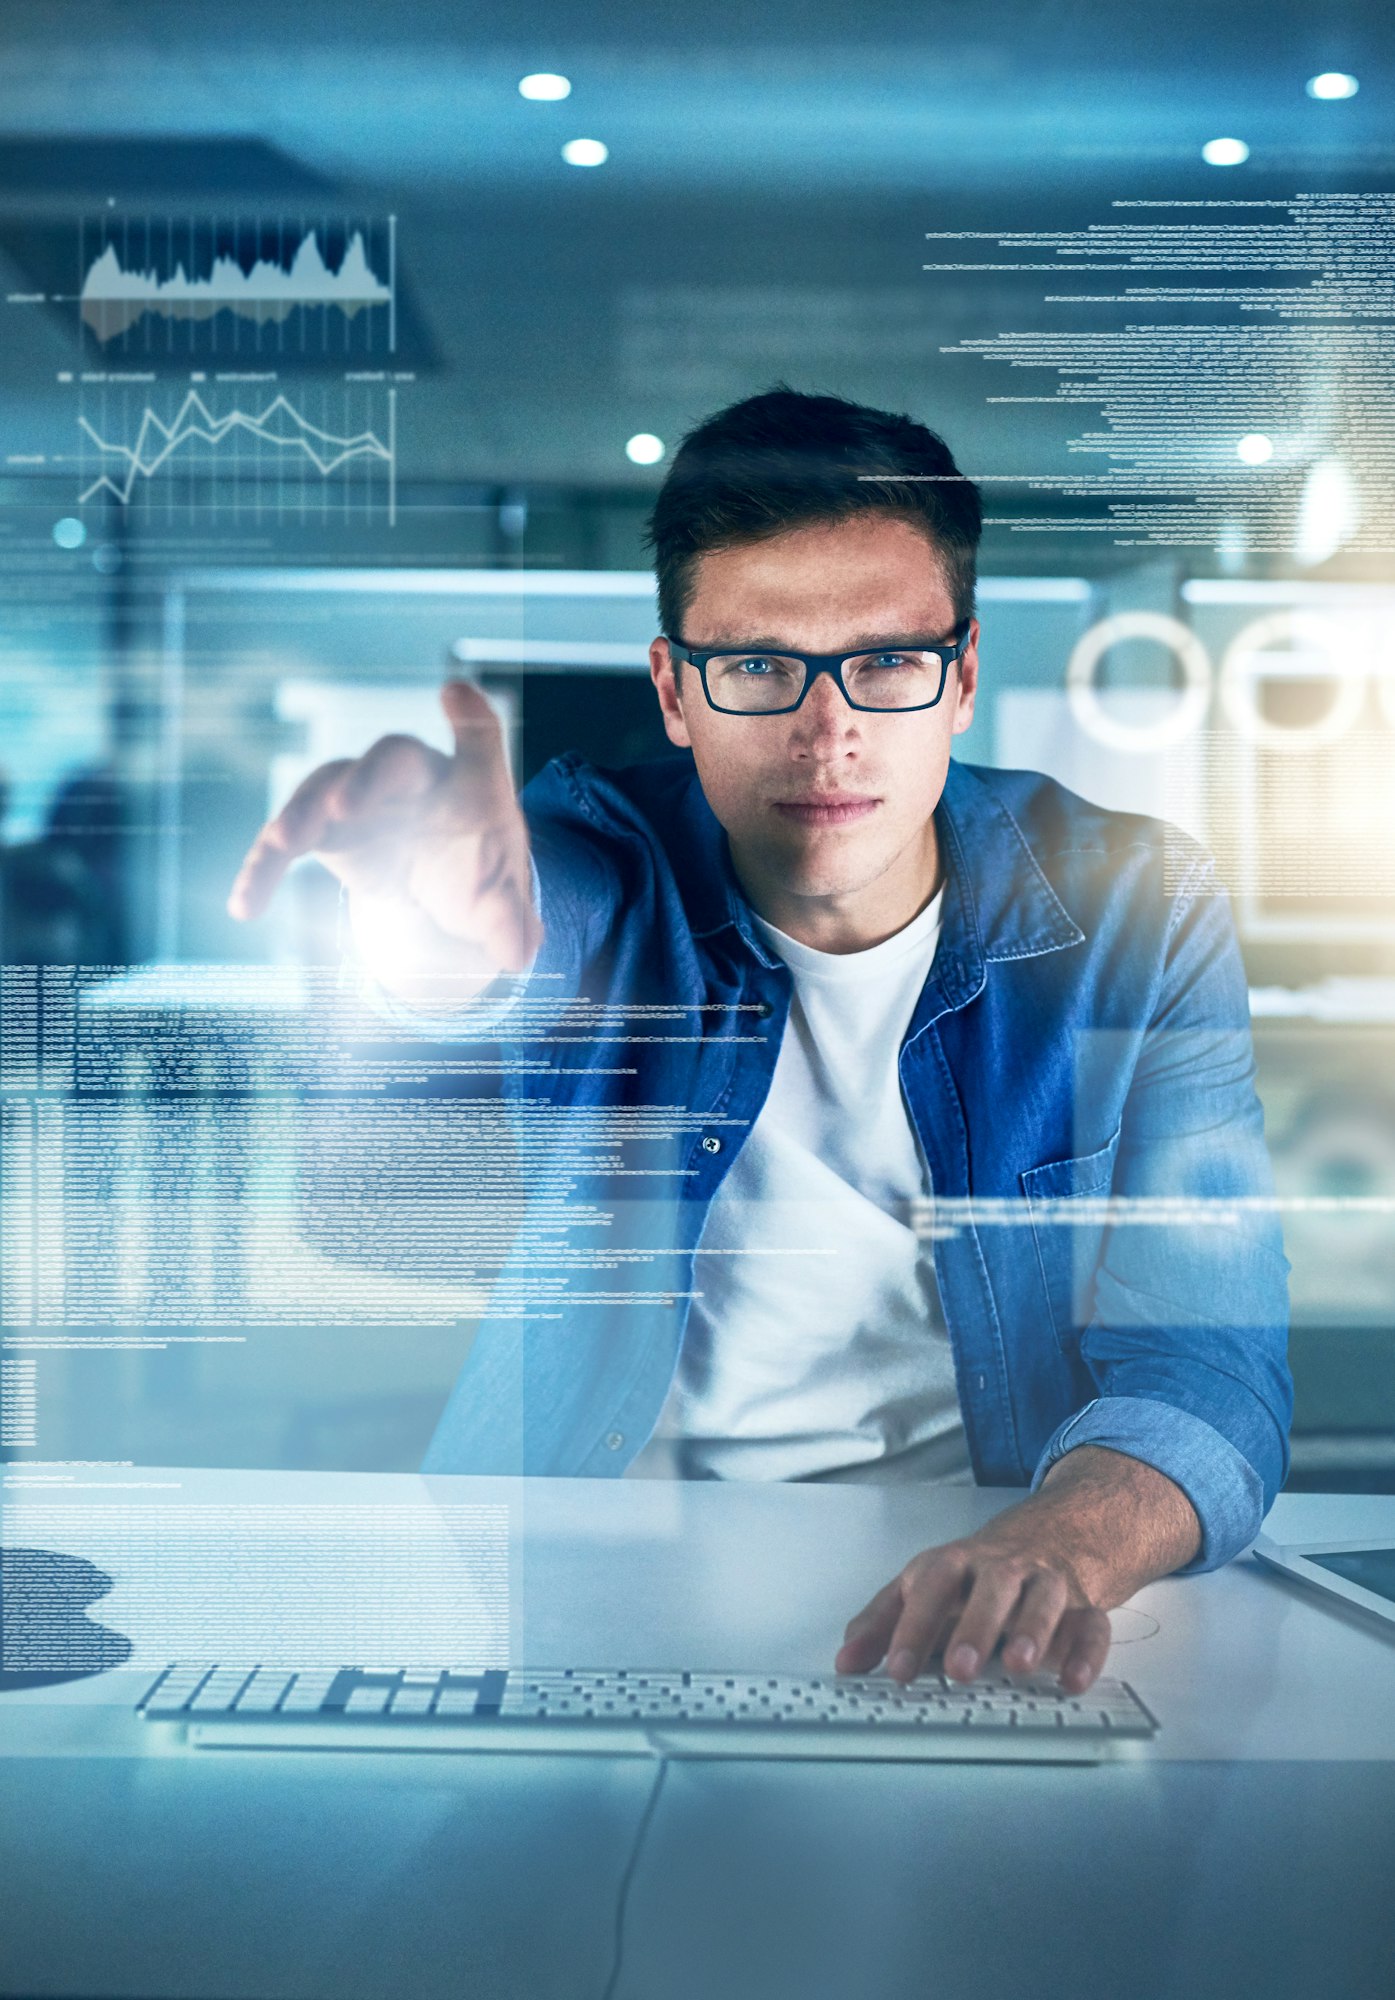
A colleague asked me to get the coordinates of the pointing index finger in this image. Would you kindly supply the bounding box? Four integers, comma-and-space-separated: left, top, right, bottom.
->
441, 678, 512, 788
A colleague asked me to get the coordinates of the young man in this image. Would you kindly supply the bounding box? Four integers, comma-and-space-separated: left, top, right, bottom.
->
229, 388, 1291, 1695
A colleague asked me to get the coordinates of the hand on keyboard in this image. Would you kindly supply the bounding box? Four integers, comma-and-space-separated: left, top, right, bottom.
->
836, 1541, 1107, 1695
836, 1447, 1198, 1695
836, 1471, 1114, 1692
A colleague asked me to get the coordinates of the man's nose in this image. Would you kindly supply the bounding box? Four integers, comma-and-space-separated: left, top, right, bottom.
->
788, 669, 860, 750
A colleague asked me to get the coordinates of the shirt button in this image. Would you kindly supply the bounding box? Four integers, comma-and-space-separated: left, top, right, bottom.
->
701, 1136, 722, 1154
605, 1431, 625, 1451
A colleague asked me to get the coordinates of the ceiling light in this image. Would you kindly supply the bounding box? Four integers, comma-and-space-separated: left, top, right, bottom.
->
519, 73, 571, 101
625, 433, 664, 466
562, 138, 608, 167
1306, 72, 1358, 100
1202, 137, 1250, 166
1236, 433, 1275, 465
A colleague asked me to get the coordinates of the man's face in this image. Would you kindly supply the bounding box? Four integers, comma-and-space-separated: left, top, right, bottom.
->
649, 513, 978, 949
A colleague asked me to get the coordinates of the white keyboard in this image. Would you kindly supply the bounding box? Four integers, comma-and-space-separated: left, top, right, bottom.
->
138, 1662, 1157, 1762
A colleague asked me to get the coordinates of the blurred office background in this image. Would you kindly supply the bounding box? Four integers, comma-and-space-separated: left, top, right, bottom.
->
1, 1, 1394, 1487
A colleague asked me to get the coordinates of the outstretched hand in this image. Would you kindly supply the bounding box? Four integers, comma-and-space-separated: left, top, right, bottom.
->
227, 680, 541, 1000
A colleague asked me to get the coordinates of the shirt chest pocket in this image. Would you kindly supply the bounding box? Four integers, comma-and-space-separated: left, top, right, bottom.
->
1017, 1125, 1123, 1354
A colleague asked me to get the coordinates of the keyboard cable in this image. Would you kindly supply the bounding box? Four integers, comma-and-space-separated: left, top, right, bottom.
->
599, 1751, 670, 2000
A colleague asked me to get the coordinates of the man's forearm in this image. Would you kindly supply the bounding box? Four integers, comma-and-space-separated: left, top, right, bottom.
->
838, 1441, 1203, 1690
1030, 1442, 1202, 1602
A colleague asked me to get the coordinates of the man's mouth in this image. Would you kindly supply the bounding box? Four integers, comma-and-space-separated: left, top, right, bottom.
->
772, 795, 879, 826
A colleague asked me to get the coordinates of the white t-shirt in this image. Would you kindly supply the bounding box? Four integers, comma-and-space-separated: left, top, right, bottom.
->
627, 885, 971, 1484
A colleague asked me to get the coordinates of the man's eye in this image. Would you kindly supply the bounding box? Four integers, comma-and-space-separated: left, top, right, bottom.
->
733, 656, 778, 675
866, 653, 913, 670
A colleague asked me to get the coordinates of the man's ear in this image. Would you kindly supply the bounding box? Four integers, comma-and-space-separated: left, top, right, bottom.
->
650, 638, 693, 749
950, 618, 980, 737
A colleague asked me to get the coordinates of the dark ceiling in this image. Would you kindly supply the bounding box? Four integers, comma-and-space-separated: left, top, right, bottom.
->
2, 1, 1389, 490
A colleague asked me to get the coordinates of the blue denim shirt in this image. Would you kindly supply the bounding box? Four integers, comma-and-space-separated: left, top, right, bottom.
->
414, 750, 1292, 1572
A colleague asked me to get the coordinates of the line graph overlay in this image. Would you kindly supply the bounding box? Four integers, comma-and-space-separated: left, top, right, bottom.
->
75, 384, 398, 525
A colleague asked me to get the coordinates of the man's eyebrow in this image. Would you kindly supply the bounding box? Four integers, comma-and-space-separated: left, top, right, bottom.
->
686, 630, 951, 652
685, 636, 792, 652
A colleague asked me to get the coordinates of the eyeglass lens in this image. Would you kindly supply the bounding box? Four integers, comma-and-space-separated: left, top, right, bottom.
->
704, 649, 946, 712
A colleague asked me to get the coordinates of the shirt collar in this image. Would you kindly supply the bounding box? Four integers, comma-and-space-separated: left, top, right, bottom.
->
676, 756, 1085, 986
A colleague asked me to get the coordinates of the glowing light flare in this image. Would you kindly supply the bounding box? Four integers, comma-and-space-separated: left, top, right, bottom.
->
519, 74, 571, 100
1295, 457, 1360, 568
562, 138, 608, 167
1306, 73, 1358, 100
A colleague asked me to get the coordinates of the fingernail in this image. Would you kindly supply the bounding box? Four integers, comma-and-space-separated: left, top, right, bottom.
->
889, 1649, 917, 1680
947, 1644, 979, 1678
1011, 1639, 1037, 1669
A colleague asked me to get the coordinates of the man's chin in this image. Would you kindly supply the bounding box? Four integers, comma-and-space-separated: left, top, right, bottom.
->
774, 856, 885, 905
729, 816, 899, 911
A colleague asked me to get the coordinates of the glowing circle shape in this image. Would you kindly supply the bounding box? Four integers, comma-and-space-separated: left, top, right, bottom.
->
1066, 613, 1213, 752
625, 433, 664, 466
1202, 137, 1250, 166
1236, 433, 1275, 465
562, 138, 609, 167
1218, 611, 1366, 750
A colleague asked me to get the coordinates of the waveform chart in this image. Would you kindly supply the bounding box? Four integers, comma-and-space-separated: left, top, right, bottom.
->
75, 381, 397, 524
76, 219, 397, 355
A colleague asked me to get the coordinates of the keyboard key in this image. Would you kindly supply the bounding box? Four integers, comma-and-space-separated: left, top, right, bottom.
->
345, 1688, 391, 1715
280, 1675, 338, 1714
235, 1671, 295, 1713
435, 1689, 482, 1716
189, 1669, 256, 1714
143, 1667, 211, 1707
389, 1687, 438, 1715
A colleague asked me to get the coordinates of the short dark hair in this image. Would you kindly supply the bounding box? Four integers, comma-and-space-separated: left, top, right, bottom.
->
645, 386, 982, 639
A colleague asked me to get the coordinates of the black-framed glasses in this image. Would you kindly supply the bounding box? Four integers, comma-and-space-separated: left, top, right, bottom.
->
665, 619, 971, 715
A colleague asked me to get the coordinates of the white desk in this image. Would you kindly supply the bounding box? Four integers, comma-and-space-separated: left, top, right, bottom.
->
2, 1471, 1393, 1999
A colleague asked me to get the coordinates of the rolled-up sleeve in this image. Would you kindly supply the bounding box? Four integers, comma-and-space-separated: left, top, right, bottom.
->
1029, 1394, 1265, 1572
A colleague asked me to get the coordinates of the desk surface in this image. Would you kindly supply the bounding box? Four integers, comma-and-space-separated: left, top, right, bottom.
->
3, 1469, 1393, 1762
2, 1472, 1394, 2000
